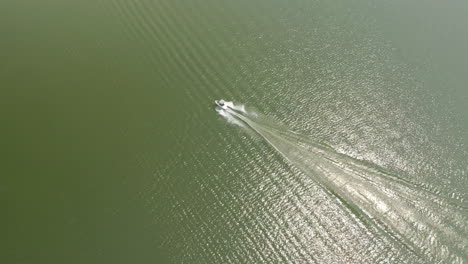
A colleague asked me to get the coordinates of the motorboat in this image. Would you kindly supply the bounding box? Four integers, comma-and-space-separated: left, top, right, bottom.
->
215, 99, 229, 110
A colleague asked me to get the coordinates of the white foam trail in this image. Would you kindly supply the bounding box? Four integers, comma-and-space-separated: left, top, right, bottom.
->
216, 106, 245, 128
216, 101, 468, 263
215, 101, 249, 127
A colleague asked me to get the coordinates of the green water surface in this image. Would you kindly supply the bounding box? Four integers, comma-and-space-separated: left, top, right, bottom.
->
3, 0, 468, 263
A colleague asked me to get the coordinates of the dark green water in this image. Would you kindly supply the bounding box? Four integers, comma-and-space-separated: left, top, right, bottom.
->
3, 0, 468, 263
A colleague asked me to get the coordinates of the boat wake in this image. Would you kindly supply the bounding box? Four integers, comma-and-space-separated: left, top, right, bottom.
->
216, 100, 468, 263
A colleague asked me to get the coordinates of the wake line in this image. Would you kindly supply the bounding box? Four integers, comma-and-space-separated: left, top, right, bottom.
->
218, 102, 468, 263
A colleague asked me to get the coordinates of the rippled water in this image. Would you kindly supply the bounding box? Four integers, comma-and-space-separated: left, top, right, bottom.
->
3, 0, 468, 263
219, 102, 467, 263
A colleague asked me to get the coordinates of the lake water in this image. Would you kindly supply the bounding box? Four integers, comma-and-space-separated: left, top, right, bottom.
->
3, 0, 468, 263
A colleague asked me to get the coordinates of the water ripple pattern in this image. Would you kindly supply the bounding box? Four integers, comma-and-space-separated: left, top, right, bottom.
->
103, 0, 468, 263
218, 101, 467, 263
